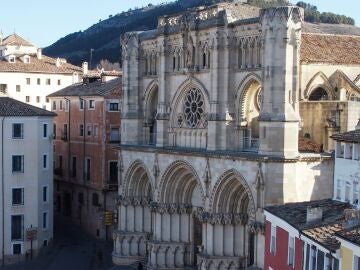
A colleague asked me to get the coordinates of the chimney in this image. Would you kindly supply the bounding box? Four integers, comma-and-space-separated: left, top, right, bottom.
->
55, 57, 61, 67
37, 48, 42, 60
82, 62, 88, 75
306, 207, 323, 223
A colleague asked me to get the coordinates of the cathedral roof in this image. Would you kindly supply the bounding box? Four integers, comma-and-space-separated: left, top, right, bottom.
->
300, 33, 360, 65
1, 33, 34, 47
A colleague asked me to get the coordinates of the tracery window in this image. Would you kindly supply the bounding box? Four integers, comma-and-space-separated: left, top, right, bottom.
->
184, 88, 205, 128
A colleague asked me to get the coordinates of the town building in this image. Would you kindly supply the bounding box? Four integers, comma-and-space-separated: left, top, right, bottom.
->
0, 97, 55, 263
331, 124, 360, 207
0, 33, 82, 110
110, 2, 360, 269
48, 70, 121, 240
336, 221, 360, 270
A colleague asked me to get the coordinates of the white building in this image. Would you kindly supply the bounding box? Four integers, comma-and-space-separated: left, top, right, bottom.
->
332, 123, 360, 207
0, 33, 82, 110
0, 97, 56, 264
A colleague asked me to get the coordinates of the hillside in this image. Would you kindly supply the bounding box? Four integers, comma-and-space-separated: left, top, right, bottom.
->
43, 0, 354, 67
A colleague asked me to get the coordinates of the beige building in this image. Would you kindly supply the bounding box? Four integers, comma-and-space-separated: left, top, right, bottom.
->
113, 3, 359, 269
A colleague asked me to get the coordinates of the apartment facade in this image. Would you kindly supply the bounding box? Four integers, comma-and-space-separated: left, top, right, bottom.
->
332, 126, 360, 207
48, 73, 121, 240
0, 97, 55, 263
0, 33, 82, 110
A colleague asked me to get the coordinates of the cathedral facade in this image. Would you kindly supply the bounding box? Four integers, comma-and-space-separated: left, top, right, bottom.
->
113, 3, 360, 269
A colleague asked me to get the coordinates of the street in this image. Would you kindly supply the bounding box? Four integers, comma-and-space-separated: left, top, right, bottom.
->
3, 219, 134, 270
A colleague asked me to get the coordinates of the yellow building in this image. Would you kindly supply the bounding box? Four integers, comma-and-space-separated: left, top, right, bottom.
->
337, 222, 360, 270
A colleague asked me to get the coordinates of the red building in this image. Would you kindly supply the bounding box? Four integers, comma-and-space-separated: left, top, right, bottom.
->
48, 71, 121, 240
264, 199, 347, 270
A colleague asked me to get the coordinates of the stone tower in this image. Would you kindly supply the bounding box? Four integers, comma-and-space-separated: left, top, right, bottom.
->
259, 6, 303, 158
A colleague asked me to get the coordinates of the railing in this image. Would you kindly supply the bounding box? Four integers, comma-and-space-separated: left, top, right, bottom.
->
84, 172, 91, 181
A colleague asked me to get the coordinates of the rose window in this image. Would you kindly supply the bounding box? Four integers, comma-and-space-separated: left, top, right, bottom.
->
184, 88, 204, 128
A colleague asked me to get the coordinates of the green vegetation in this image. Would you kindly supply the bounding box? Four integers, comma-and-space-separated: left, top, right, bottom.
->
296, 2, 354, 25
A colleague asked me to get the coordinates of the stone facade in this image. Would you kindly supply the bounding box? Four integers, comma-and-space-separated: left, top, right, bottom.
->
112, 3, 359, 269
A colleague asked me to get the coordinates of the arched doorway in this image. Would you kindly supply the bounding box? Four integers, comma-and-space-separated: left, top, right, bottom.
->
148, 161, 205, 269
198, 170, 256, 270
113, 161, 153, 265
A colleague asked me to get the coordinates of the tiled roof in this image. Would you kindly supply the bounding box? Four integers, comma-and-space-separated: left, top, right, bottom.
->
1, 33, 33, 47
300, 33, 360, 65
0, 55, 81, 74
331, 129, 360, 143
337, 225, 360, 246
48, 77, 122, 97
298, 137, 322, 153
303, 23, 360, 36
265, 199, 353, 251
0, 97, 56, 117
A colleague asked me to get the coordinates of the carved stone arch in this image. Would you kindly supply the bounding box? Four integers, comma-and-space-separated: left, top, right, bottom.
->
304, 71, 333, 100
209, 169, 256, 220
144, 80, 159, 120
157, 160, 205, 206
235, 73, 262, 122
123, 160, 155, 198
169, 77, 210, 128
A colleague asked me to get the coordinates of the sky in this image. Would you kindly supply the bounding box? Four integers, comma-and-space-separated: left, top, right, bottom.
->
0, 0, 359, 48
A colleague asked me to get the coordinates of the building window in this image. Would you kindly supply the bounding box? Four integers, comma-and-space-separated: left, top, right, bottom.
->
288, 236, 295, 266
42, 212, 48, 230
26, 96, 30, 103
43, 123, 48, 138
85, 158, 91, 181
57, 79, 61, 85
109, 161, 118, 184
0, 84, 7, 94
46, 97, 50, 103
9, 56, 15, 63
43, 154, 48, 169
109, 102, 119, 111
53, 124, 56, 139
12, 244, 21, 255
354, 255, 360, 270
336, 179, 342, 200
78, 192, 84, 205
93, 125, 99, 137
311, 246, 317, 270
12, 188, 24, 205
64, 100, 69, 111
26, 78, 30, 85
11, 215, 24, 240
79, 124, 84, 137
92, 193, 99, 206
52, 101, 56, 111
270, 224, 276, 255
12, 123, 23, 139
59, 100, 63, 110
36, 96, 40, 103
16, 85, 21, 92
46, 79, 51, 85
79, 99, 84, 110
37, 78, 41, 85
87, 124, 92, 136
353, 181, 359, 205
12, 155, 24, 173
43, 186, 48, 202
110, 127, 120, 143
71, 156, 77, 177
345, 182, 351, 202
89, 100, 95, 109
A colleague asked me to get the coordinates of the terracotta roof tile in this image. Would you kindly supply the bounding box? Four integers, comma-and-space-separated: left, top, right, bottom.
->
300, 33, 360, 65
2, 33, 33, 47
331, 129, 360, 143
337, 225, 360, 246
0, 55, 81, 74
298, 137, 322, 153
